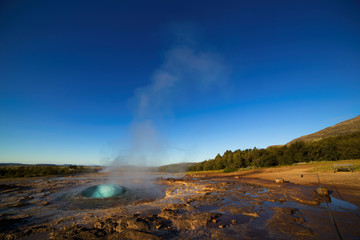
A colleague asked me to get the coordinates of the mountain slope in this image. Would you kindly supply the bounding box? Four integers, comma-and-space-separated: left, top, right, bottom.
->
288, 115, 360, 144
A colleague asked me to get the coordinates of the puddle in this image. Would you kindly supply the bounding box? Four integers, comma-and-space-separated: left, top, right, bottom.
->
257, 188, 268, 194
195, 204, 220, 212
207, 213, 251, 228
244, 192, 258, 197
323, 197, 359, 212
261, 196, 360, 214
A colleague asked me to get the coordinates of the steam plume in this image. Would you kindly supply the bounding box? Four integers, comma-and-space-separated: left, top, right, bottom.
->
113, 29, 228, 167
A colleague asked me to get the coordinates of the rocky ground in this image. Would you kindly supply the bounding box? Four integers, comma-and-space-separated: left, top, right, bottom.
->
0, 166, 359, 240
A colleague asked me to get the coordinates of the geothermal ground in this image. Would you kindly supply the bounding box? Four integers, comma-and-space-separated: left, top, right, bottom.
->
0, 163, 360, 240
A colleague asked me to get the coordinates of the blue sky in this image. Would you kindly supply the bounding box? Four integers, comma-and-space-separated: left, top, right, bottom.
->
1, 0, 359, 166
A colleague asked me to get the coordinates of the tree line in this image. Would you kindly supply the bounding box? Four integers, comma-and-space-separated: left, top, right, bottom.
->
188, 132, 360, 172
0, 165, 101, 178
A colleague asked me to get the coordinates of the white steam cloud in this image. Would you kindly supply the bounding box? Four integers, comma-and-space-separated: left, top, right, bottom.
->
134, 46, 228, 119
113, 30, 228, 167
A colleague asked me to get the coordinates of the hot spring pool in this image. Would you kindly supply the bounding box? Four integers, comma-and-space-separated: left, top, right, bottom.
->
56, 180, 166, 209
80, 184, 125, 198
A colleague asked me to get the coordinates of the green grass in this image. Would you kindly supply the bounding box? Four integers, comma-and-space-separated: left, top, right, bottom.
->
186, 169, 224, 175
306, 159, 360, 172
187, 159, 360, 175
0, 165, 101, 178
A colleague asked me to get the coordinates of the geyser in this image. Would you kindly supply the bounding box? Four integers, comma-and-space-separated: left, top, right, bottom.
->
80, 184, 125, 198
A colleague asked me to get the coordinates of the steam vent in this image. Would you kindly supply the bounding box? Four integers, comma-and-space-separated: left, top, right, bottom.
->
80, 184, 125, 198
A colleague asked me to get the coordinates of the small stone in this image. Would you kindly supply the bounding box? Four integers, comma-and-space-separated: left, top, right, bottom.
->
297, 217, 305, 224
94, 221, 104, 229
231, 219, 237, 224
316, 187, 329, 196
275, 178, 284, 183
242, 212, 260, 218
212, 219, 217, 223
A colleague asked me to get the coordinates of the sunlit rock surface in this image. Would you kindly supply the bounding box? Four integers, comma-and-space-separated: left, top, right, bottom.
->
1, 174, 360, 240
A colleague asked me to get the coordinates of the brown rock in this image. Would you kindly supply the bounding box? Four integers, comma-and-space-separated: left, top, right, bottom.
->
159, 208, 178, 219
316, 187, 329, 196
94, 221, 104, 229
121, 230, 162, 240
117, 217, 150, 232
127, 218, 150, 231
171, 212, 221, 230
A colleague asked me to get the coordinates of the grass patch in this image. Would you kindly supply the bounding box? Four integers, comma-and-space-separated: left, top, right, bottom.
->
186, 169, 224, 175
306, 159, 360, 173
223, 167, 238, 173
186, 159, 360, 175
0, 165, 101, 178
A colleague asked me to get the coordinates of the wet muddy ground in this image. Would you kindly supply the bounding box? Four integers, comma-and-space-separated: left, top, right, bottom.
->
0, 173, 359, 240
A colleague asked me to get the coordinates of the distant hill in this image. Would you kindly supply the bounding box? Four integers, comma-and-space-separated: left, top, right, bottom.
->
0, 163, 25, 166
158, 162, 197, 173
288, 115, 360, 145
